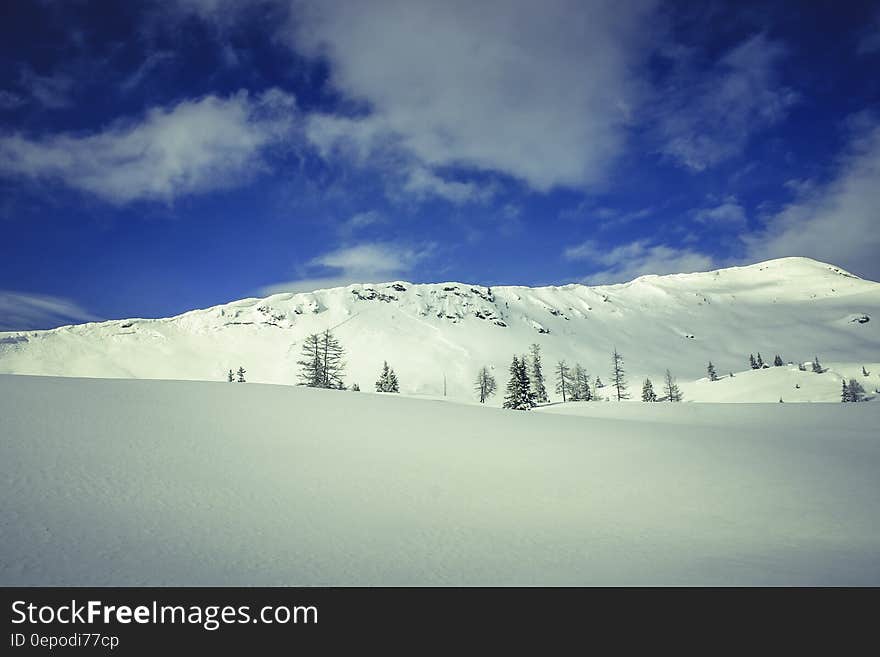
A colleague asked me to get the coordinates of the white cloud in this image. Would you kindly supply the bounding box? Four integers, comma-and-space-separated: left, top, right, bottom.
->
656, 34, 797, 170
289, 0, 657, 193
401, 167, 493, 204
337, 210, 386, 237
694, 196, 747, 228
0, 89, 296, 204
743, 117, 880, 280
564, 239, 715, 284
260, 241, 432, 294
0, 291, 99, 331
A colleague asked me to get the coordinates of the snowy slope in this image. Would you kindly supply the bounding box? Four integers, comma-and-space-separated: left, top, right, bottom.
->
2, 374, 879, 586
1, 257, 878, 403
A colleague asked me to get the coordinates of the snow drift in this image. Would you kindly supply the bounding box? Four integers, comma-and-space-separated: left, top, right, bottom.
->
1, 374, 879, 585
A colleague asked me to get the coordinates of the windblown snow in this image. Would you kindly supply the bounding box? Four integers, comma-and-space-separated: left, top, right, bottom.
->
1, 257, 878, 403
2, 374, 878, 585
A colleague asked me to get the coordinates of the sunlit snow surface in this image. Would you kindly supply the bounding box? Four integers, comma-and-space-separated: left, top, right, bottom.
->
2, 375, 878, 585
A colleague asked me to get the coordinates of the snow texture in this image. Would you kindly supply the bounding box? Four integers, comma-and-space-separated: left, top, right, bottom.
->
2, 374, 879, 585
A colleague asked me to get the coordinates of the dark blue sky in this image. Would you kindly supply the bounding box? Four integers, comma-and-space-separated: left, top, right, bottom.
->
1, 0, 879, 329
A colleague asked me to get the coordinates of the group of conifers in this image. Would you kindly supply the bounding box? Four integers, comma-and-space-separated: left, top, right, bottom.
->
226, 329, 872, 406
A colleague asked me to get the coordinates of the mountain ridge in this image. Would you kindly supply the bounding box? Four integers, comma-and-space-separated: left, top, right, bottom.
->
2, 256, 878, 403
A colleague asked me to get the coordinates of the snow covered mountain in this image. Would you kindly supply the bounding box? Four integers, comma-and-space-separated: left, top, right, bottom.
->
1, 256, 878, 403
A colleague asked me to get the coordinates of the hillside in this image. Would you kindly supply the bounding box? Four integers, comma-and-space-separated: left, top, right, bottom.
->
2, 374, 878, 585
1, 257, 878, 403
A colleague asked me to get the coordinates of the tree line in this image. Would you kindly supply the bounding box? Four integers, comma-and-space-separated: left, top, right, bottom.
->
475, 344, 684, 411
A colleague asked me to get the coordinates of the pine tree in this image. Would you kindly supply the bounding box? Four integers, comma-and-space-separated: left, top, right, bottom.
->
528, 343, 549, 404
227, 369, 234, 383
848, 378, 866, 402
749, 354, 758, 370
798, 362, 807, 371
756, 353, 765, 368
475, 366, 497, 404
351, 383, 360, 391
555, 361, 571, 402
610, 348, 629, 401
297, 333, 324, 387
841, 380, 850, 403
812, 356, 824, 373
863, 366, 870, 377
663, 369, 682, 402
236, 366, 246, 383
503, 356, 535, 410
774, 355, 784, 366
594, 376, 604, 388
573, 364, 592, 401
375, 361, 400, 392
707, 361, 718, 381
641, 378, 657, 402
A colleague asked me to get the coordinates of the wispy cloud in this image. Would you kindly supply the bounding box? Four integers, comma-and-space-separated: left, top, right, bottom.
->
564, 239, 715, 284
0, 89, 296, 204
337, 210, 387, 238
694, 196, 747, 229
743, 115, 880, 280
120, 51, 176, 93
655, 34, 797, 170
18, 67, 75, 109
0, 90, 25, 110
259, 241, 433, 295
857, 12, 880, 54
0, 291, 99, 331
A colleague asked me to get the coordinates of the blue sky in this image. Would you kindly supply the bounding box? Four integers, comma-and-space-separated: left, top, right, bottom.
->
1, 0, 879, 329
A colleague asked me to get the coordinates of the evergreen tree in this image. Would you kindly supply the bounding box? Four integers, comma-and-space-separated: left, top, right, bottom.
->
594, 376, 604, 388
749, 354, 758, 369
707, 361, 718, 381
641, 378, 657, 402
573, 364, 592, 401
351, 383, 360, 391
812, 356, 824, 373
475, 366, 497, 404
528, 343, 549, 404
774, 355, 784, 366
798, 362, 807, 371
297, 333, 324, 387
555, 360, 571, 402
841, 380, 850, 403
610, 348, 629, 401
756, 353, 765, 368
848, 378, 866, 402
503, 356, 535, 410
236, 366, 246, 383
375, 361, 400, 392
227, 369, 234, 383
863, 366, 870, 377
663, 369, 682, 402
